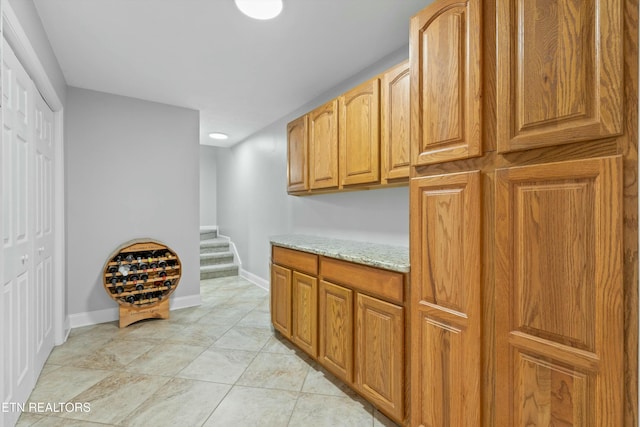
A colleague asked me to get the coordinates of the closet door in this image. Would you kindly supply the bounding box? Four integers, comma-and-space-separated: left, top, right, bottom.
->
2, 39, 35, 420
33, 92, 55, 373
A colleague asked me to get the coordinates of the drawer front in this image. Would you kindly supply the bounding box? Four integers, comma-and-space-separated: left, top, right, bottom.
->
272, 246, 318, 275
320, 257, 404, 304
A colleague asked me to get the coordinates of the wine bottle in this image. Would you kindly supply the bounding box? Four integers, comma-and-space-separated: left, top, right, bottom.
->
164, 280, 172, 289
135, 283, 144, 291
107, 265, 118, 274
140, 272, 149, 281
125, 295, 135, 304
159, 271, 167, 279
125, 254, 135, 263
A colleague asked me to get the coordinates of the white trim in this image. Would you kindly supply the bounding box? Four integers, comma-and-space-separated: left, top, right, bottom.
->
240, 268, 269, 291
68, 294, 203, 329
199, 225, 218, 232
217, 231, 243, 268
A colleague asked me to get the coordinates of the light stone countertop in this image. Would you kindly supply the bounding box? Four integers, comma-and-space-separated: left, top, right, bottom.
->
269, 234, 410, 273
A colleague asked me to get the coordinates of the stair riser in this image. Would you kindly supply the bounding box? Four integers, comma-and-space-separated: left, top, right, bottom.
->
200, 231, 218, 241
200, 255, 234, 266
200, 267, 238, 280
200, 245, 230, 254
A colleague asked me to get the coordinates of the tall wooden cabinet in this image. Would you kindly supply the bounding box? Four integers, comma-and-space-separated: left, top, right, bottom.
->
409, 0, 636, 426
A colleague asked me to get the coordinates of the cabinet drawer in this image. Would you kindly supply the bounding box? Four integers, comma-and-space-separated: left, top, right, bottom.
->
272, 246, 318, 275
320, 257, 404, 305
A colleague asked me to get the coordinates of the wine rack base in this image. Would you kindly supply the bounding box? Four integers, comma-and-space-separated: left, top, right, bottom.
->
119, 298, 170, 328
103, 239, 182, 328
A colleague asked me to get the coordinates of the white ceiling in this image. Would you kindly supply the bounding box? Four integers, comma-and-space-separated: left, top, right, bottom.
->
33, 0, 432, 147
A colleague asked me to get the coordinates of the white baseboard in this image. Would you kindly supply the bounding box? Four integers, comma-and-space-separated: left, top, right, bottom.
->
240, 268, 269, 291
199, 225, 218, 232
68, 294, 203, 329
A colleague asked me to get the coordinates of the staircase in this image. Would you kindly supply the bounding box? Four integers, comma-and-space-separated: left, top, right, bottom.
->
200, 227, 239, 279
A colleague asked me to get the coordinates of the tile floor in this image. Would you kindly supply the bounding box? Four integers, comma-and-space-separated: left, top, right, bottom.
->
16, 276, 398, 427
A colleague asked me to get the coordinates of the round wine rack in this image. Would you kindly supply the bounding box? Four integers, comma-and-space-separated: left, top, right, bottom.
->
103, 239, 181, 327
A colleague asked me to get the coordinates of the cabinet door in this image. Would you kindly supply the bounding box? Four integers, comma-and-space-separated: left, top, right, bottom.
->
292, 271, 318, 357
270, 264, 292, 338
309, 99, 339, 189
409, 170, 482, 426
495, 156, 623, 426
319, 280, 353, 383
410, 0, 482, 166
496, 0, 623, 152
381, 60, 410, 182
339, 78, 380, 186
287, 115, 308, 192
356, 293, 404, 422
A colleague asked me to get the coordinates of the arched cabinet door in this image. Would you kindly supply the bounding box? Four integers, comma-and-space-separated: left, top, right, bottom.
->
410, 0, 482, 166
496, 0, 623, 153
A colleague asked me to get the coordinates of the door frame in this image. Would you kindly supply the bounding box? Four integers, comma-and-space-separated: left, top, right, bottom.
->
2, 2, 66, 345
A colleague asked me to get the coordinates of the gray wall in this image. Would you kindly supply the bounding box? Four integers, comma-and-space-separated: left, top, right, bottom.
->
199, 145, 217, 226
65, 87, 200, 316
216, 47, 410, 282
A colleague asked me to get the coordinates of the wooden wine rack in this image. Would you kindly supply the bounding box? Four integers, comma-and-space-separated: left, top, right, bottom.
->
103, 239, 181, 328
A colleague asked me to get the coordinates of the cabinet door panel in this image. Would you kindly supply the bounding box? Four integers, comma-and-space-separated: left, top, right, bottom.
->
381, 61, 410, 181
292, 271, 318, 357
309, 99, 339, 189
270, 264, 292, 338
497, 0, 623, 152
495, 156, 623, 426
409, 170, 482, 426
319, 280, 353, 383
339, 78, 380, 186
287, 115, 308, 192
410, 0, 482, 166
356, 293, 404, 422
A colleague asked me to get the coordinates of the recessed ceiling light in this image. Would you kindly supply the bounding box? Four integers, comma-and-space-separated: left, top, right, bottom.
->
208, 132, 229, 140
234, 0, 283, 20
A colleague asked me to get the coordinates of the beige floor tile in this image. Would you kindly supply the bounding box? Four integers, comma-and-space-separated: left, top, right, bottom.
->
196, 307, 248, 326
28, 416, 108, 426
261, 335, 299, 355
237, 308, 272, 328
237, 352, 310, 392
169, 306, 210, 324
177, 347, 257, 384
162, 322, 219, 346
57, 371, 171, 424
45, 333, 112, 366
124, 343, 207, 376
122, 378, 230, 427
27, 366, 112, 405
119, 320, 187, 341
212, 325, 272, 351
70, 338, 157, 370
288, 393, 374, 427
301, 363, 358, 398
14, 412, 44, 426
203, 386, 298, 427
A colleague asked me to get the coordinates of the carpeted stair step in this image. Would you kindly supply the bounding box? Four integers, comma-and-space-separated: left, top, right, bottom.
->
200, 263, 239, 280
200, 238, 230, 253
200, 228, 218, 241
200, 251, 234, 266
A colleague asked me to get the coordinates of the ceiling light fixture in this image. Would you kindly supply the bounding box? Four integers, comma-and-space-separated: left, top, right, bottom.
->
234, 0, 283, 20
208, 132, 229, 140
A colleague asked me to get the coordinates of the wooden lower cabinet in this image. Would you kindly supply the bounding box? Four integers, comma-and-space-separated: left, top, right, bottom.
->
356, 293, 404, 421
318, 280, 354, 383
292, 271, 318, 357
270, 264, 292, 338
271, 246, 408, 424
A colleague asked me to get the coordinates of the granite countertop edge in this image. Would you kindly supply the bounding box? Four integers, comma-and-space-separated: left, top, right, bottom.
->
269, 234, 410, 273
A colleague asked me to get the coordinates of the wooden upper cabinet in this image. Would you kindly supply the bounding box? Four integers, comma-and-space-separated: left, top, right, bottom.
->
410, 0, 482, 166
287, 115, 308, 193
339, 78, 380, 186
309, 99, 339, 190
497, 0, 623, 153
495, 156, 623, 426
381, 61, 410, 182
